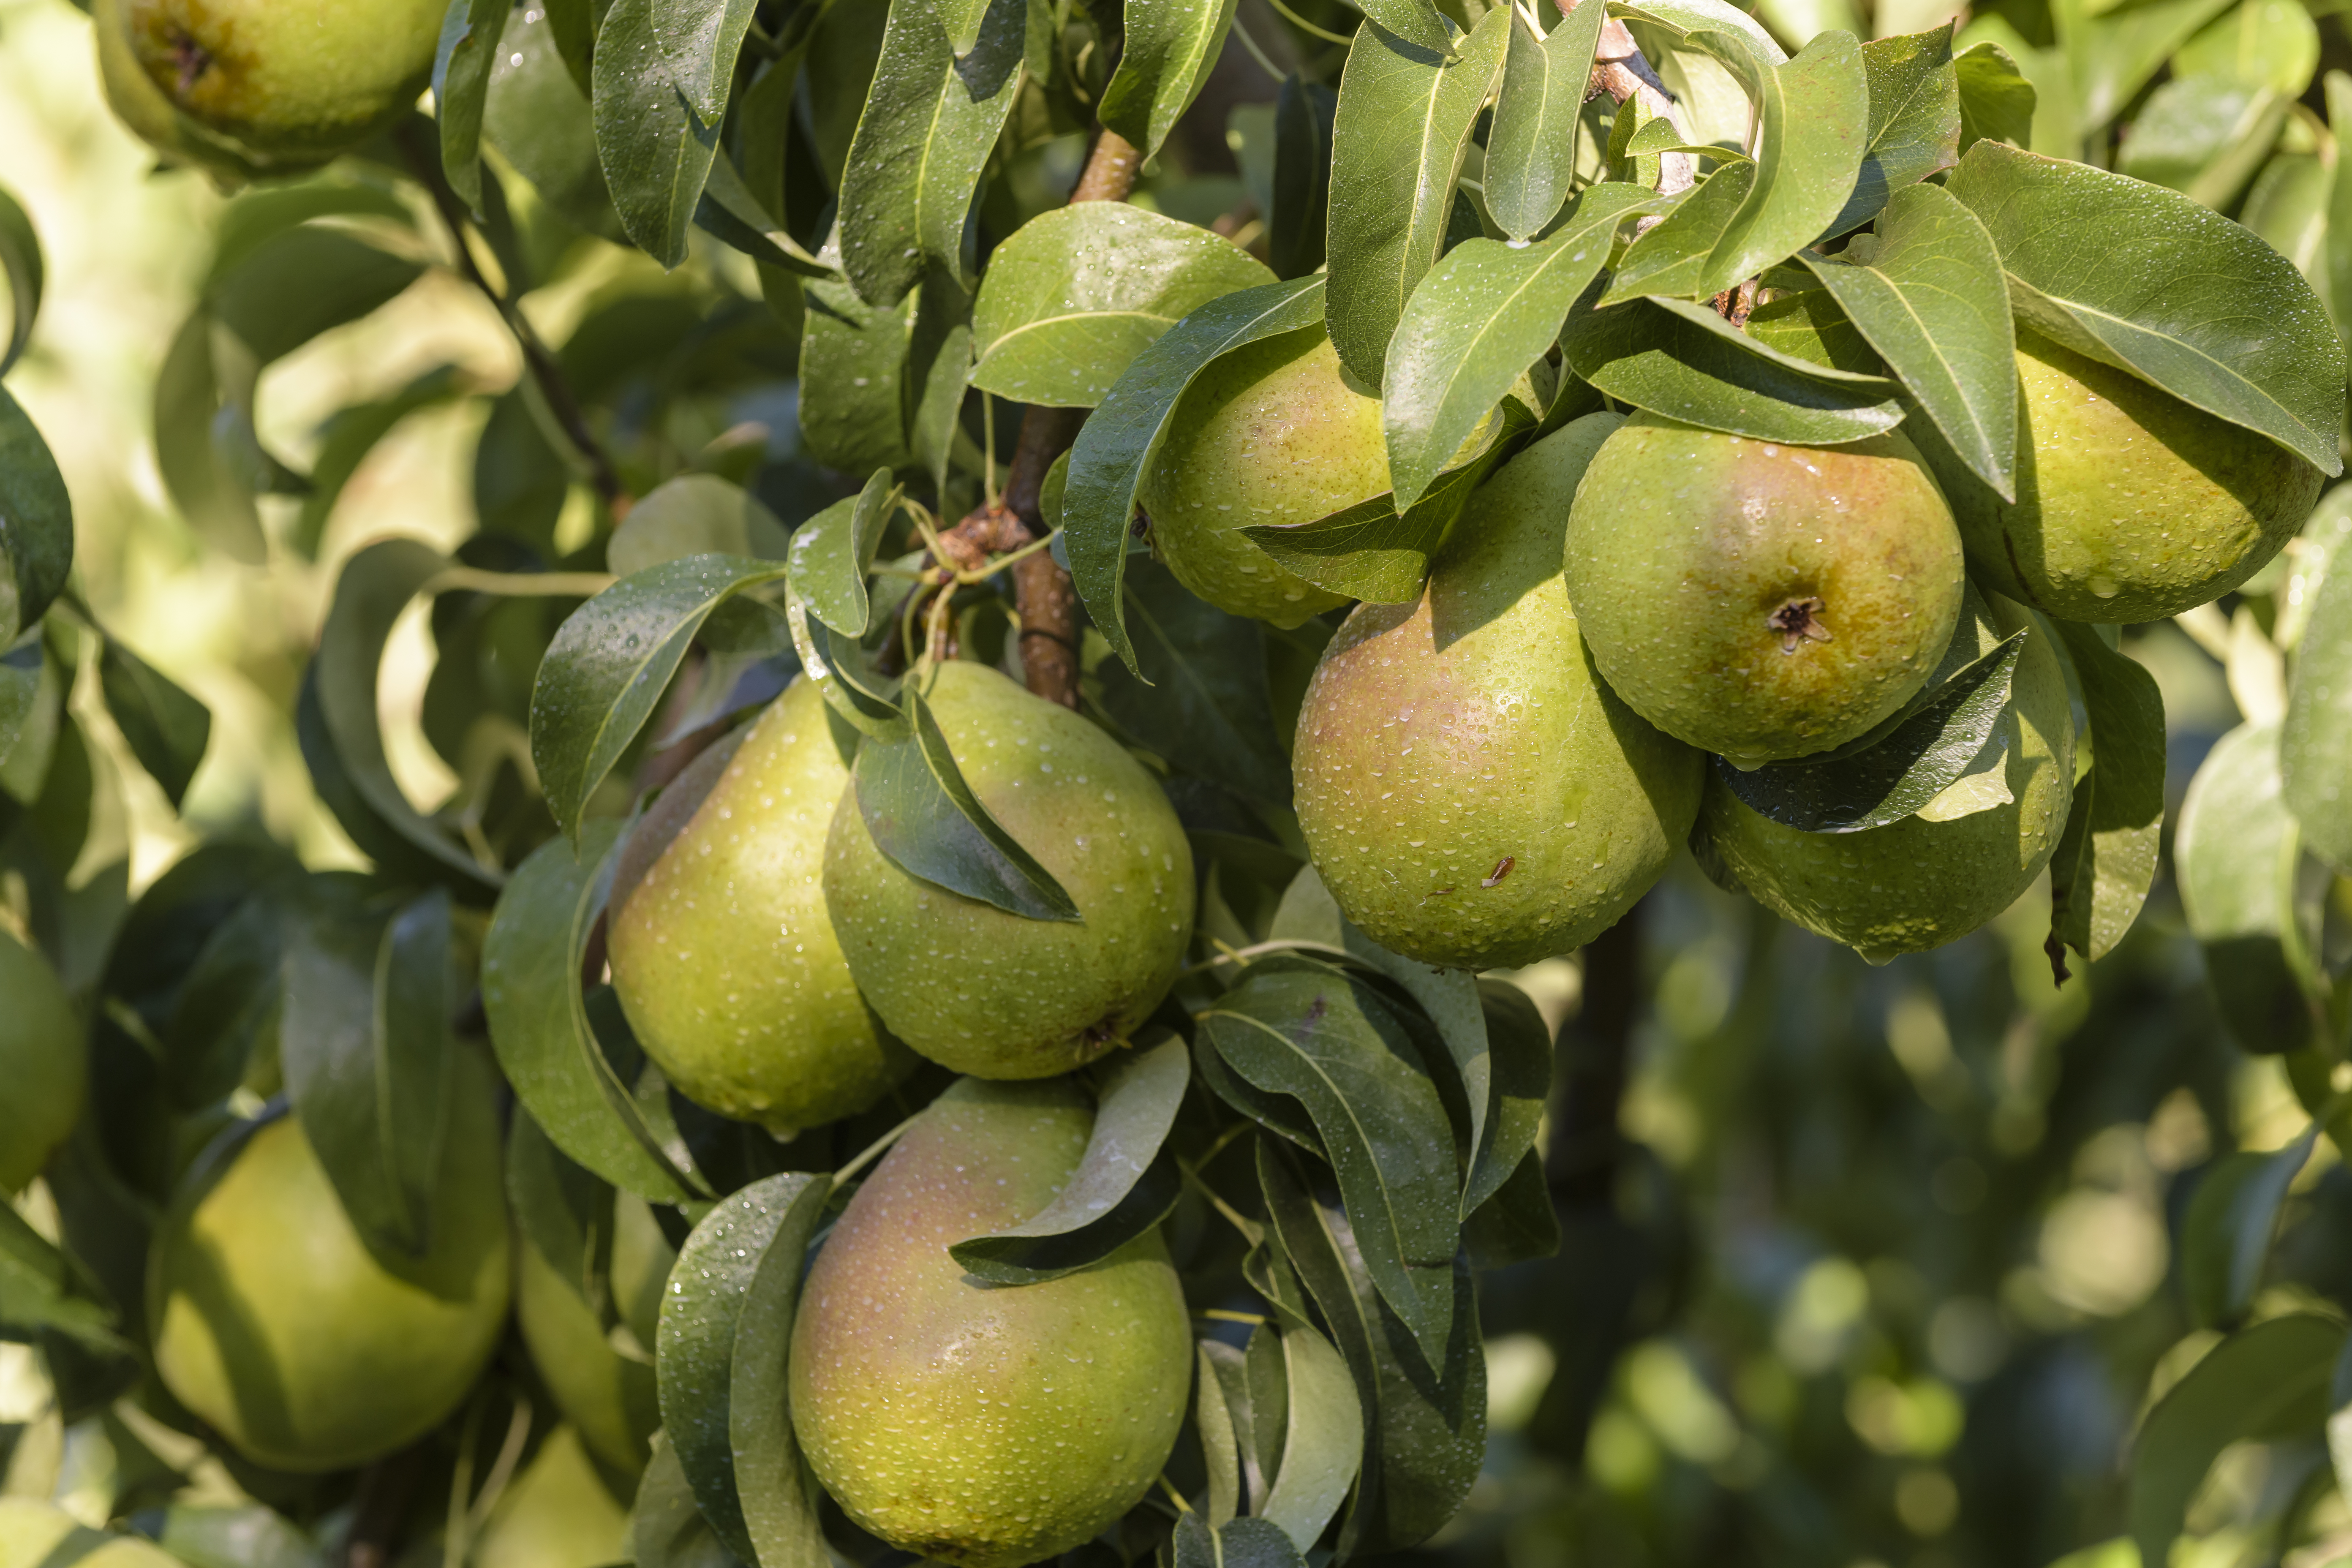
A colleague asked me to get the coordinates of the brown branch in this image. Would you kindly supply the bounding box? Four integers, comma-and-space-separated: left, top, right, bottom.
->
1569, 5, 1697, 207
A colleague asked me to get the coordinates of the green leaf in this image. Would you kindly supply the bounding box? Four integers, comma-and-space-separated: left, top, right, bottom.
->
785, 469, 896, 637
1945, 139, 2345, 475
2243, 152, 2330, 296
1270, 75, 1339, 281
1351, 0, 1447, 53
1172, 1515, 1309, 1568
1462, 1142, 1559, 1268
530, 553, 792, 842
1064, 276, 1328, 675
483, 825, 705, 1201
969, 205, 1274, 408
1100, 0, 1243, 160
1955, 41, 2036, 152
656, 1172, 830, 1568
210, 228, 425, 369
949, 1031, 1188, 1282
695, 152, 836, 281
0, 387, 71, 645
2283, 487, 2352, 874
2046, 618, 2164, 965
2115, 76, 2286, 210
799, 258, 917, 475
292, 366, 471, 561
2178, 723, 2318, 1054
1823, 27, 1960, 238
135, 1505, 326, 1568
486, 1, 626, 242
1260, 1322, 1365, 1551
1094, 562, 1291, 807
436, 0, 517, 213
2182, 1124, 2315, 1329
2066, 0, 2237, 131
0, 1199, 122, 1353
632, 1431, 747, 1568
1325, 8, 1511, 387
2129, 1315, 2344, 1564
2177, 0, 2320, 96
592, 0, 761, 267
849, 680, 1081, 920
1611, 0, 1787, 60
151, 313, 260, 566
609, 474, 794, 578
1197, 1343, 1245, 1526
1483, 0, 1609, 242
838, 0, 1026, 304
90, 632, 208, 810
1800, 182, 2017, 498
0, 183, 41, 378
783, 580, 908, 740
0, 630, 46, 782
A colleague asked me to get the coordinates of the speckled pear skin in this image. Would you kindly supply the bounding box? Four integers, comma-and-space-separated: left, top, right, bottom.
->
1137, 327, 1381, 627
1931, 328, 2324, 623
789, 1078, 1191, 1568
122, 0, 445, 160
0, 932, 84, 1193
1566, 415, 1965, 766
610, 678, 915, 1133
1701, 592, 2074, 963
822, 661, 1195, 1079
1293, 414, 1702, 968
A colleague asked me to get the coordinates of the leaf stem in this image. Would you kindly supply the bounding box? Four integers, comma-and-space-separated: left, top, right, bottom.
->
424, 566, 617, 598
1157, 1474, 1195, 1514
1264, 0, 1356, 46
1177, 938, 1358, 978
1229, 14, 1287, 81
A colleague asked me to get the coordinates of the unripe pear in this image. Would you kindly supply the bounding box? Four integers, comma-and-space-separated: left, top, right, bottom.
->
609, 678, 915, 1133
149, 1052, 511, 1473
0, 932, 83, 1193
472, 1426, 632, 1568
789, 1078, 1191, 1568
822, 661, 1194, 1078
1932, 328, 2323, 622
1137, 327, 1382, 626
1567, 415, 1965, 765
1294, 414, 1702, 968
514, 1192, 670, 1479
0, 1500, 178, 1568
1699, 591, 2074, 963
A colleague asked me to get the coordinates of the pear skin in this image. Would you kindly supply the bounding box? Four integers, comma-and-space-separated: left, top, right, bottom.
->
609, 677, 915, 1134
822, 661, 1194, 1079
789, 1079, 1191, 1568
1294, 414, 1702, 968
0, 933, 82, 1193
1933, 328, 2323, 622
472, 1426, 632, 1568
1700, 592, 2075, 962
514, 1192, 669, 1480
1566, 415, 1965, 765
149, 1051, 511, 1473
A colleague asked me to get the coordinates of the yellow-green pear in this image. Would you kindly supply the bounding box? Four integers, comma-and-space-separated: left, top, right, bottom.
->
1933, 327, 2324, 622
149, 1051, 511, 1473
93, 0, 270, 181
822, 661, 1194, 1078
1566, 415, 1965, 765
471, 1426, 632, 1568
0, 1500, 179, 1568
1137, 327, 1383, 626
514, 1192, 670, 1479
0, 932, 83, 1193
609, 678, 915, 1132
1293, 414, 1703, 968
1700, 592, 2074, 963
790, 1079, 1191, 1568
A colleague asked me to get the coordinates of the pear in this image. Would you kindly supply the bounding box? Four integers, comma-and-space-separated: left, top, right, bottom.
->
1293, 414, 1703, 968
0, 1500, 179, 1568
149, 1050, 511, 1473
789, 1078, 1191, 1568
1566, 415, 1966, 765
1700, 591, 2074, 963
1136, 327, 1383, 627
93, 0, 269, 181
1931, 327, 2324, 622
471, 1426, 632, 1568
514, 1192, 669, 1479
0, 932, 83, 1193
822, 661, 1194, 1078
609, 677, 915, 1133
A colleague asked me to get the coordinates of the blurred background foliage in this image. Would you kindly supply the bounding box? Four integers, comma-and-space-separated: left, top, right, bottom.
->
5, 0, 2352, 1561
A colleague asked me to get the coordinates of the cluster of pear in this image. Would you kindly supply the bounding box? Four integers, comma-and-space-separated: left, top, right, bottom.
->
1144, 322, 2319, 967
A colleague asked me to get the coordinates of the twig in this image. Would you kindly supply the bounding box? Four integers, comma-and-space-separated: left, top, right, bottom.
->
1569, 5, 1697, 207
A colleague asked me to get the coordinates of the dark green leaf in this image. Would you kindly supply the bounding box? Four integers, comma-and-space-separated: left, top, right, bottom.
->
1822, 27, 1959, 238
593, 0, 760, 266
1270, 75, 1338, 281
0, 387, 71, 644
799, 261, 917, 474
1172, 1515, 1309, 1568
2047, 618, 2164, 964
0, 183, 41, 377
695, 152, 836, 280
504, 1110, 612, 1309
1954, 41, 2034, 152
782, 580, 907, 740
210, 228, 425, 369
436, 0, 517, 212
2283, 526, 2352, 872
95, 634, 211, 808
1094, 562, 1290, 807
608, 474, 794, 577
0, 1180, 123, 1352
486, 1, 626, 241
785, 469, 896, 637
1483, 0, 1608, 242
1462, 1145, 1559, 1267
633, 1431, 750, 1568
2183, 1125, 2315, 1328
1100, 0, 1243, 159
292, 365, 471, 560
0, 630, 47, 783
2178, 722, 2317, 1054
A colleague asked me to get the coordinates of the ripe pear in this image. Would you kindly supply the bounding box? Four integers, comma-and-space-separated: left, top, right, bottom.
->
609, 678, 915, 1133
1566, 415, 1965, 765
514, 1192, 669, 1479
149, 1051, 511, 1473
790, 1078, 1191, 1568
471, 1426, 632, 1568
93, 0, 269, 181
1932, 327, 2324, 622
822, 660, 1194, 1078
1700, 591, 2074, 963
0, 932, 83, 1193
0, 1500, 179, 1568
1293, 413, 1703, 968
1137, 327, 1383, 627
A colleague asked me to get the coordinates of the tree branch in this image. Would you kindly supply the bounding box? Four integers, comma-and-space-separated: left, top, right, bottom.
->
1571, 6, 1697, 203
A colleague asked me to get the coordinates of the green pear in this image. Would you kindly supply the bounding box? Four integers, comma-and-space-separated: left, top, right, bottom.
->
149, 1051, 511, 1473
822, 661, 1194, 1078
514, 1192, 669, 1480
609, 677, 915, 1133
1931, 327, 2324, 622
789, 1078, 1191, 1568
1293, 414, 1703, 968
93, 0, 270, 181
1136, 327, 1384, 627
0, 932, 83, 1193
1699, 591, 2075, 963
471, 1426, 632, 1568
0, 1500, 179, 1568
1566, 415, 1966, 765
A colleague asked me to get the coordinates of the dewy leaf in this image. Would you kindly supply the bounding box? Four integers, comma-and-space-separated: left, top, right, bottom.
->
783, 580, 907, 740
1260, 1323, 1365, 1552
1271, 75, 1339, 281
0, 183, 42, 378
695, 151, 836, 281
1482, 0, 1609, 242
950, 1032, 1189, 1282
593, 0, 761, 267
1822, 27, 1960, 238
2176, 722, 2317, 1055
800, 255, 917, 476
1325, 8, 1510, 387
786, 469, 896, 637
1384, 186, 1666, 509
838, 0, 1027, 304
1945, 140, 2345, 475
2047, 618, 2164, 964
2283, 525, 2352, 872
851, 681, 1081, 921
486, 2, 626, 243
970, 205, 1274, 408
2130, 1314, 2344, 1565
531, 553, 792, 842
1100, 0, 1243, 160
657, 1171, 830, 1568
436, 0, 517, 213
95, 633, 211, 808
1095, 562, 1292, 807
1172, 1516, 1309, 1568
2182, 1124, 2316, 1329
0, 388, 72, 644
1801, 182, 2018, 499
1955, 41, 2035, 152
1064, 275, 1327, 676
